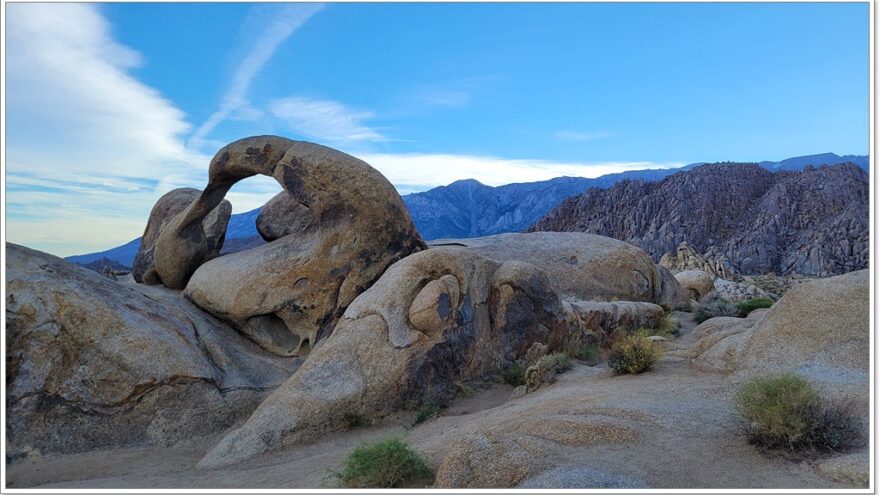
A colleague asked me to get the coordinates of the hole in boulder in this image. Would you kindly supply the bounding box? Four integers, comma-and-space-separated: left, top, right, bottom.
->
243, 313, 303, 357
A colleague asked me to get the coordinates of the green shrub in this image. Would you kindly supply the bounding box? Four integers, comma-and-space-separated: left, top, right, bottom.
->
502, 360, 527, 386
543, 352, 572, 372
736, 297, 774, 317
567, 341, 601, 365
608, 333, 662, 375
413, 401, 441, 425
735, 373, 862, 455
333, 437, 433, 488
695, 293, 738, 323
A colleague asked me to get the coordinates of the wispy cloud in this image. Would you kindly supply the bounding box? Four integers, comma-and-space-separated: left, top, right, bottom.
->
270, 96, 387, 144
6, 4, 206, 173
5, 3, 215, 255
188, 4, 325, 149
555, 130, 615, 142
412, 89, 471, 109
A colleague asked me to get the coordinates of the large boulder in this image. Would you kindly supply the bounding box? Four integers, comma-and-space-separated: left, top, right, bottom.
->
150, 137, 425, 356
674, 269, 715, 300
430, 232, 667, 303
691, 270, 869, 400
197, 233, 667, 468
132, 188, 231, 284
5, 244, 299, 459
737, 269, 868, 378
255, 191, 314, 241
656, 266, 691, 310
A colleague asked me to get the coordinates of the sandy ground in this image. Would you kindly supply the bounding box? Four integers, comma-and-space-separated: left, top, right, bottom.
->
6, 312, 863, 489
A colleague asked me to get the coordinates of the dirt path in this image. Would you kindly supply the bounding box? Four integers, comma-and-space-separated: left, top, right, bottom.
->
5, 311, 858, 489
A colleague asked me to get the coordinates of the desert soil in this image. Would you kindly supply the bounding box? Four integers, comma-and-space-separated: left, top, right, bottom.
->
6, 312, 857, 489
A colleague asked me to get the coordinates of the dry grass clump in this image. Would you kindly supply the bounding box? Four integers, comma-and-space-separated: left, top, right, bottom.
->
608, 332, 662, 375
736, 373, 862, 457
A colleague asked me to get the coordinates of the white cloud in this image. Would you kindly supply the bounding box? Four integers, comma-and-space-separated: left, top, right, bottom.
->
188, 4, 324, 149
6, 4, 207, 173
270, 96, 387, 144
555, 130, 615, 142
357, 153, 684, 192
4, 4, 216, 256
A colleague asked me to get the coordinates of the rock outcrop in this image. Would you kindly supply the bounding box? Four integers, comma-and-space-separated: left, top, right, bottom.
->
712, 278, 770, 303
530, 163, 868, 276
659, 241, 732, 278
132, 188, 231, 284
144, 136, 425, 356
197, 232, 676, 468
5, 244, 299, 459
690, 270, 869, 401
674, 269, 716, 300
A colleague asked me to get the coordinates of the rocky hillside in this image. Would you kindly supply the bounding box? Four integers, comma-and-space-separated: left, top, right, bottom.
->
529, 163, 868, 276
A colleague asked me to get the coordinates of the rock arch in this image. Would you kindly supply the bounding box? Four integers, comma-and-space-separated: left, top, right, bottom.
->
143, 136, 426, 356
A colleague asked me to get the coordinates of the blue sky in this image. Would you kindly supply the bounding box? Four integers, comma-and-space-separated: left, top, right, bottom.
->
5, 2, 869, 256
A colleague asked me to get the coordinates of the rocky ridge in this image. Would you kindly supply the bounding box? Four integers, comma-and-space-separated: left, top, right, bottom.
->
530, 163, 868, 276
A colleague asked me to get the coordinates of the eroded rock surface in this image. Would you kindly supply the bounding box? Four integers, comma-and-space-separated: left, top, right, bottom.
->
674, 269, 715, 300
690, 270, 869, 403
145, 136, 425, 356
659, 241, 732, 278
5, 244, 299, 459
197, 233, 674, 468
132, 188, 231, 284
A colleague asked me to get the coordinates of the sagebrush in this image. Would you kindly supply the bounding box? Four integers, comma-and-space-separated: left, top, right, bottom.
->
736, 297, 774, 317
333, 437, 433, 488
608, 333, 662, 374
735, 373, 862, 456
695, 293, 738, 323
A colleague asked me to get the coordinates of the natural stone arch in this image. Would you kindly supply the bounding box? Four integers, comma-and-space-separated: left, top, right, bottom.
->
146, 135, 426, 356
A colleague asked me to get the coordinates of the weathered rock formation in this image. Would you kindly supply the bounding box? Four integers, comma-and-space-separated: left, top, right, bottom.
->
659, 241, 732, 278
530, 163, 868, 276
712, 278, 770, 302
143, 136, 425, 356
197, 232, 679, 468
674, 269, 716, 300
5, 244, 299, 459
132, 188, 231, 284
690, 270, 869, 402
255, 191, 314, 241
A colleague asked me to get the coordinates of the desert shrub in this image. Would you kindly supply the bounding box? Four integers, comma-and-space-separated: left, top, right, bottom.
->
736, 297, 774, 317
543, 352, 572, 372
413, 401, 441, 425
567, 341, 601, 365
656, 312, 680, 336
735, 373, 862, 455
333, 437, 433, 488
695, 293, 738, 323
454, 380, 475, 398
343, 413, 375, 428
525, 352, 572, 391
608, 333, 662, 375
502, 360, 528, 386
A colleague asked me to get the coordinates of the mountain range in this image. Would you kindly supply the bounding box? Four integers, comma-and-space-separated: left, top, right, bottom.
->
65, 152, 868, 269
529, 162, 868, 276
